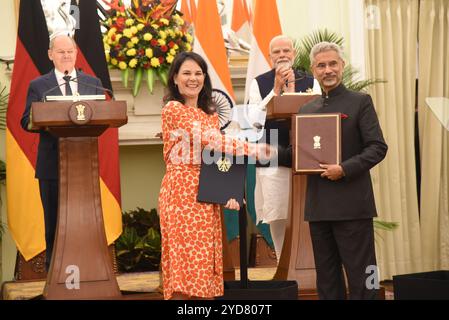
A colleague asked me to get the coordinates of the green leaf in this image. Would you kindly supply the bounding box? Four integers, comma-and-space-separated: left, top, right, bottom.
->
146, 69, 155, 94
0, 84, 9, 130
293, 28, 386, 92
374, 220, 399, 231
157, 67, 168, 86
133, 68, 143, 97
121, 68, 129, 88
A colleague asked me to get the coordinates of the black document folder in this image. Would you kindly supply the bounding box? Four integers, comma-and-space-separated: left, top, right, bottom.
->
197, 152, 247, 207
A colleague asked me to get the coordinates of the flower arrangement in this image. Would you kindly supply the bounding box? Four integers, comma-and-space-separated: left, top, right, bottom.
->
102, 0, 193, 96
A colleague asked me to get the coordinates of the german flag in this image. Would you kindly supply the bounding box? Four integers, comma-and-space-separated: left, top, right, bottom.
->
6, 0, 122, 261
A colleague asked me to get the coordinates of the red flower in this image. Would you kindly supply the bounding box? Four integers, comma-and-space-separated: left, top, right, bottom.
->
159, 57, 165, 64
341, 113, 349, 119
116, 17, 125, 29
138, 49, 145, 56
168, 41, 175, 48
161, 45, 168, 52
151, 39, 158, 46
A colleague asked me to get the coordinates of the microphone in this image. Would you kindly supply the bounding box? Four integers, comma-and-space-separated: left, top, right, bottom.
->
41, 70, 72, 101
285, 70, 307, 85
70, 77, 115, 100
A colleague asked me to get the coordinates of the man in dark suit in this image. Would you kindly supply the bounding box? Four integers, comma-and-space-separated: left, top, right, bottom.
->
20, 34, 104, 270
299, 41, 388, 299
247, 35, 320, 262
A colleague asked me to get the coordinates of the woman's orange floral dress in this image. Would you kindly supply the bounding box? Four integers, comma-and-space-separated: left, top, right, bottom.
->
158, 101, 252, 300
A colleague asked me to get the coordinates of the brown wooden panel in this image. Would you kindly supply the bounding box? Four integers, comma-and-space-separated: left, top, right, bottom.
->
266, 94, 320, 119
31, 100, 127, 129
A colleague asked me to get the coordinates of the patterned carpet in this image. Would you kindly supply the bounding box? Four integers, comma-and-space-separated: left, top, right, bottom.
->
1, 267, 277, 300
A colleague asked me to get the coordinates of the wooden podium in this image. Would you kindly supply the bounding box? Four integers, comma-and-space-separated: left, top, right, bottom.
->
265, 94, 321, 294
31, 99, 127, 299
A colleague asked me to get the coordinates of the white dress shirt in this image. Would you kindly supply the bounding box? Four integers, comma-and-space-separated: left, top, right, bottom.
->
54, 68, 78, 96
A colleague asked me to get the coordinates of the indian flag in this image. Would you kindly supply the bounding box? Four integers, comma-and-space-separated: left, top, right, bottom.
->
194, 0, 235, 102
244, 0, 282, 103
231, 0, 252, 44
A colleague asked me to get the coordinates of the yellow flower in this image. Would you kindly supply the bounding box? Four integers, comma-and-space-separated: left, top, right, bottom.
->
126, 48, 136, 56
185, 33, 193, 43
116, 34, 123, 42
150, 57, 160, 67
143, 33, 153, 41
105, 52, 110, 62
137, 23, 145, 31
173, 14, 184, 26
168, 30, 175, 38
107, 27, 117, 37
129, 58, 138, 68
145, 48, 153, 58
131, 36, 139, 44
103, 35, 108, 43
104, 43, 111, 51
158, 39, 166, 46
123, 28, 133, 38
166, 54, 174, 64
151, 24, 159, 30
111, 58, 118, 66
185, 43, 191, 51
130, 26, 138, 35
169, 48, 176, 56
159, 31, 167, 39
118, 61, 127, 70
174, 44, 179, 50
127, 41, 134, 48
160, 18, 169, 26
125, 18, 134, 26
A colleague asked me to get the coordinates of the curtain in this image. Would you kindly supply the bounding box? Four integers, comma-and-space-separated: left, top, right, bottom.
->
364, 0, 423, 280
418, 0, 449, 270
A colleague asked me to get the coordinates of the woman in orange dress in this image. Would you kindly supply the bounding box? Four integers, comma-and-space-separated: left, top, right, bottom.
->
159, 52, 270, 300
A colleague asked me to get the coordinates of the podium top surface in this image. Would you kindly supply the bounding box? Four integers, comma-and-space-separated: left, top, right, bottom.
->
31, 100, 127, 129
45, 95, 106, 101
266, 94, 320, 118
426, 97, 449, 131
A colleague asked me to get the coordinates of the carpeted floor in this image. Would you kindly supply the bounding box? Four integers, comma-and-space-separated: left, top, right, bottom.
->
1, 267, 278, 300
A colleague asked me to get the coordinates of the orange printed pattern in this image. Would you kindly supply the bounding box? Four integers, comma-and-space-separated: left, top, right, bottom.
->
158, 101, 251, 299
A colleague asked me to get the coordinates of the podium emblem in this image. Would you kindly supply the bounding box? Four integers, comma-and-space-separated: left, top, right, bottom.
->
75, 104, 86, 121
68, 101, 93, 125
313, 135, 321, 149
217, 156, 232, 172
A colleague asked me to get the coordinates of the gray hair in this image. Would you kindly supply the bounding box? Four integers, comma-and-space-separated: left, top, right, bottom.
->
269, 35, 294, 52
49, 33, 76, 50
310, 42, 345, 66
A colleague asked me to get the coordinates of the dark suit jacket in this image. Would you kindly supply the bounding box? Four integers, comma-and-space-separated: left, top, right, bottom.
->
20, 69, 104, 180
299, 84, 388, 221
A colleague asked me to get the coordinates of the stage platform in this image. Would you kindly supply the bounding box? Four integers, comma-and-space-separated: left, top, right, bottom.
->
2, 267, 277, 300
